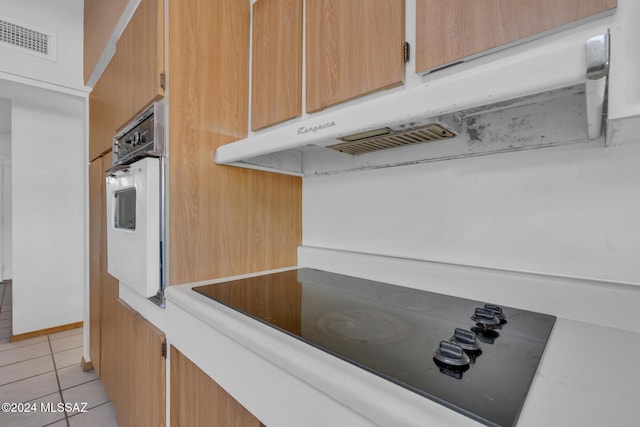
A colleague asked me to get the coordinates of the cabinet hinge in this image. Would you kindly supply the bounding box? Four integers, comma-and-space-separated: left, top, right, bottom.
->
161, 339, 167, 358
403, 42, 410, 63
160, 72, 166, 90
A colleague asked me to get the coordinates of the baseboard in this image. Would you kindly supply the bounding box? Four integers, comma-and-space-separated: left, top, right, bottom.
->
10, 321, 83, 342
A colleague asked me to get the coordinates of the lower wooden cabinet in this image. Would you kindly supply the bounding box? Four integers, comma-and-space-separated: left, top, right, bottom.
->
89, 151, 117, 376
100, 298, 166, 427
88, 156, 105, 375
170, 346, 265, 427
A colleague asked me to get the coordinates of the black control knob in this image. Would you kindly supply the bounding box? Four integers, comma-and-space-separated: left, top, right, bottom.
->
450, 328, 481, 352
471, 307, 500, 327
433, 341, 470, 367
130, 132, 140, 146
484, 303, 506, 322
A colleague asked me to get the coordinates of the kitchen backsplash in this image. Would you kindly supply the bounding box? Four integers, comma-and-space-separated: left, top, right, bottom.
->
303, 128, 640, 285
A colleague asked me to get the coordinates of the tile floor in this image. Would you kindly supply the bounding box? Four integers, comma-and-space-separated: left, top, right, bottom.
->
0, 282, 119, 426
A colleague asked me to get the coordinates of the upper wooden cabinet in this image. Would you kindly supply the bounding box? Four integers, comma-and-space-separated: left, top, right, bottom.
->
83, 0, 128, 83
88, 0, 164, 160
251, 0, 303, 131
305, 0, 405, 113
115, 0, 165, 130
415, 0, 617, 74
168, 0, 301, 285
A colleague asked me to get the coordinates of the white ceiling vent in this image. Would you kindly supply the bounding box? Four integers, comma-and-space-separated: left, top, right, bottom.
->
0, 17, 56, 60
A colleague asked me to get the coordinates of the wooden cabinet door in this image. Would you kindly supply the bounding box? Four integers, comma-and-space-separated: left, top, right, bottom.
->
89, 154, 117, 380
89, 0, 164, 149
251, 0, 303, 130
119, 300, 166, 427
88, 74, 106, 162
170, 346, 264, 427
89, 57, 118, 162
115, 0, 164, 129
83, 0, 128, 83
102, 299, 166, 427
88, 156, 104, 375
415, 0, 617, 74
305, 0, 405, 113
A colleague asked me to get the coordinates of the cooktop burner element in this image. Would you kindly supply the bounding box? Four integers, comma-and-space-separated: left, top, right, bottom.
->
193, 268, 556, 427
316, 309, 408, 343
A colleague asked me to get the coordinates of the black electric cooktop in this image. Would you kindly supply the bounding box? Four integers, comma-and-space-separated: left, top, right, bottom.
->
193, 268, 555, 427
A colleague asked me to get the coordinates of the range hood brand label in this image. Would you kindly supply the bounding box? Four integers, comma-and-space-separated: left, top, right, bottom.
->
297, 121, 336, 135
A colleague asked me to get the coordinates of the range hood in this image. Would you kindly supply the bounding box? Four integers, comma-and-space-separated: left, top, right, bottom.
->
215, 26, 611, 177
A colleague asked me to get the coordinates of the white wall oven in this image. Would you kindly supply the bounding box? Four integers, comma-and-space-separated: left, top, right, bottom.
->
106, 102, 166, 306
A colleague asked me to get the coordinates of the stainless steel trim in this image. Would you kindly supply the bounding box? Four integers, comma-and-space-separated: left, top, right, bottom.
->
113, 102, 166, 166
148, 156, 166, 308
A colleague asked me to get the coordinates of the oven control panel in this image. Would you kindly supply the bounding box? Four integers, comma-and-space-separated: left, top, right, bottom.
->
113, 102, 165, 166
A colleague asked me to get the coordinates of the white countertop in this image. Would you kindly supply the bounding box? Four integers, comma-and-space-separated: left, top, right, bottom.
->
164, 261, 640, 427
517, 319, 640, 427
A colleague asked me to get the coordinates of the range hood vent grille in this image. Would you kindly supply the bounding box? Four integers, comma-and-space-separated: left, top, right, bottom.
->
328, 123, 456, 155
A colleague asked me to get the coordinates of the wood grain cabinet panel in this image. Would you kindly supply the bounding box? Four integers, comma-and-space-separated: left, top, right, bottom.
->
120, 300, 166, 427
251, 0, 303, 130
83, 0, 128, 83
305, 0, 405, 112
115, 0, 164, 129
89, 57, 118, 162
171, 346, 265, 427
168, 0, 302, 285
88, 83, 106, 162
88, 157, 104, 375
97, 271, 122, 419
415, 0, 617, 74
103, 299, 166, 427
89, 0, 164, 157
92, 151, 120, 390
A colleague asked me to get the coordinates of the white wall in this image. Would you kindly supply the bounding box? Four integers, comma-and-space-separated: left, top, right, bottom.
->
0, 0, 84, 91
303, 133, 640, 285
1, 98, 12, 281
0, 0, 86, 335
10, 87, 86, 334
0, 132, 11, 280
0, 133, 10, 157
2, 163, 11, 281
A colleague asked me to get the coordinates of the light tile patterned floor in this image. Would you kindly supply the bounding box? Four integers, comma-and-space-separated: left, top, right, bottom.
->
0, 282, 119, 426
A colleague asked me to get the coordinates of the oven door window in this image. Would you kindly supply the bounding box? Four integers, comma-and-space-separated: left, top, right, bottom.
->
114, 188, 136, 230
